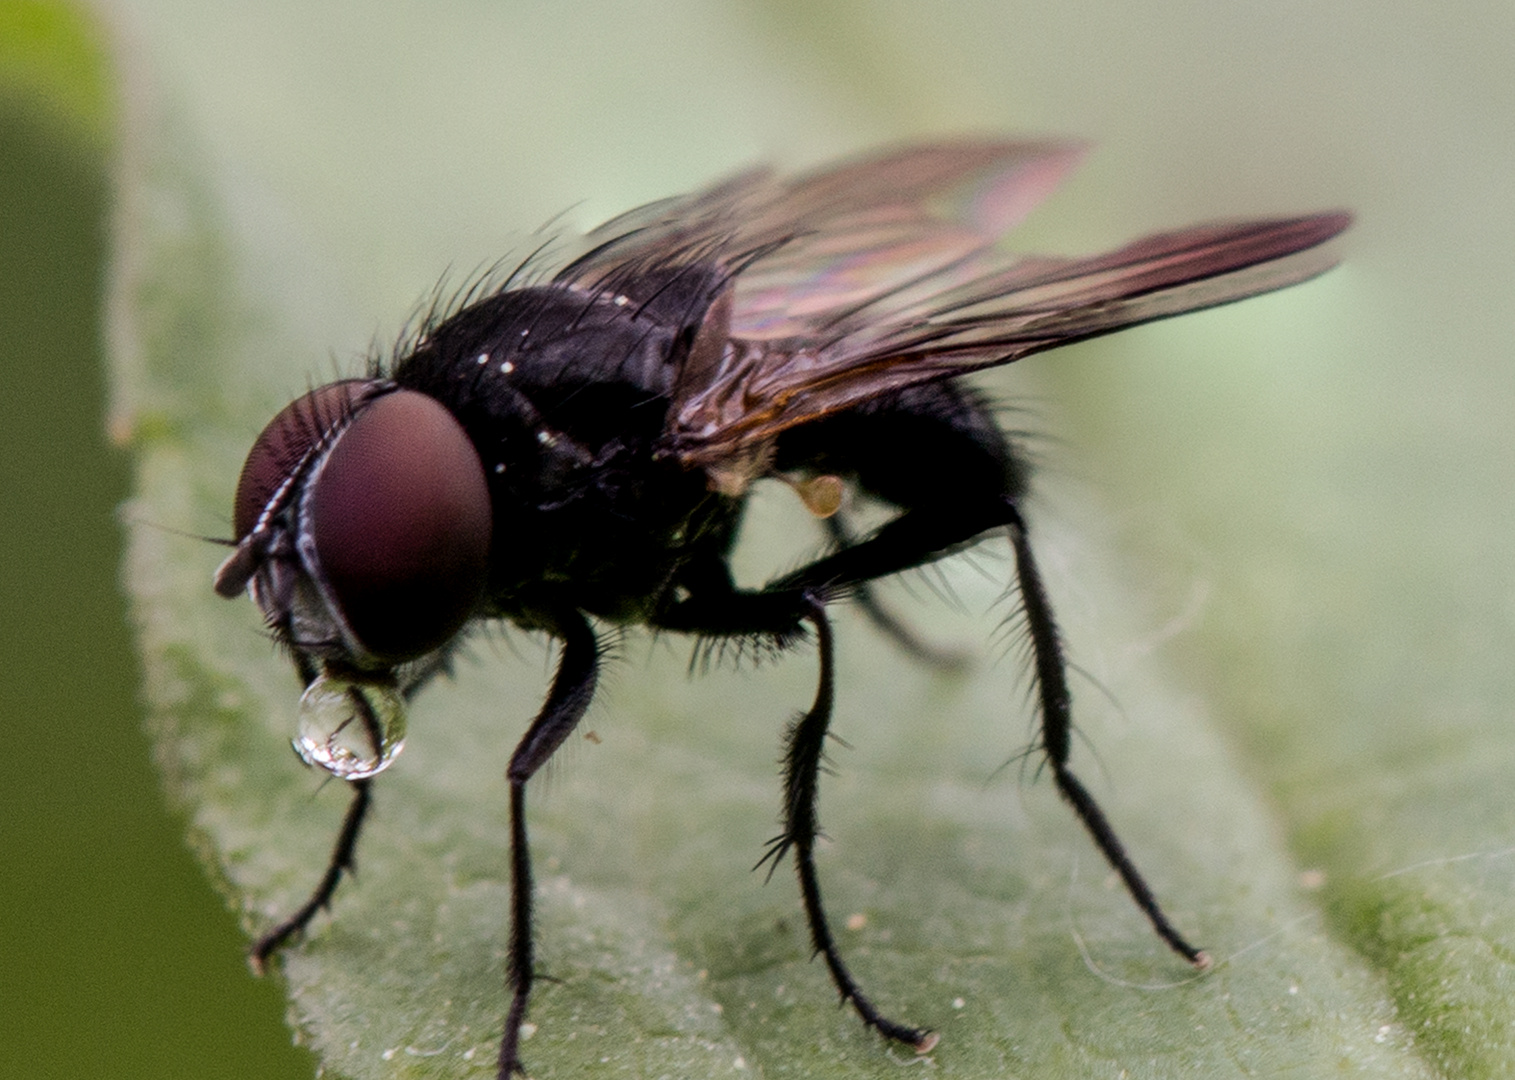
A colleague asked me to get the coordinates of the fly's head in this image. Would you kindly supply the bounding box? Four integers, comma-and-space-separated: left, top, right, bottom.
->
214, 379, 493, 779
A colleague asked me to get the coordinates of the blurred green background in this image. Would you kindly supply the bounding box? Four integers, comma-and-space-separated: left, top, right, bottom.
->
6, 0, 1515, 1078
0, 3, 312, 1078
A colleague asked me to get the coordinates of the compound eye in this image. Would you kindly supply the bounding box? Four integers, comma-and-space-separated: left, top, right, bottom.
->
310, 390, 492, 663
232, 380, 374, 541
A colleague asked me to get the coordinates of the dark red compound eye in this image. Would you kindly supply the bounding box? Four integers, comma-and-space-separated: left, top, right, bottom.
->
309, 389, 493, 663
232, 380, 373, 542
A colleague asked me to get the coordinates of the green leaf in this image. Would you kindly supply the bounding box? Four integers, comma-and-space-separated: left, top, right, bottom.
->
108, 1, 1514, 1077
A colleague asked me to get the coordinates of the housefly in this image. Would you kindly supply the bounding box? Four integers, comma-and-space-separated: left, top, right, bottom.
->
213, 140, 1350, 1076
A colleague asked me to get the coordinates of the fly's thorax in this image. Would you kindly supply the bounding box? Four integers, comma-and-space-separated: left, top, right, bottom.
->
475, 430, 741, 626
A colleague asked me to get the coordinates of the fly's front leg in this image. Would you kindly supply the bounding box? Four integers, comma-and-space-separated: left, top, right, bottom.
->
251, 669, 389, 971
250, 777, 372, 972
251, 639, 466, 971
499, 609, 600, 1078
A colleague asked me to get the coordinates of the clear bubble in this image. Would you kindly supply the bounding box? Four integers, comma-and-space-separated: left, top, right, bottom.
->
294, 673, 407, 779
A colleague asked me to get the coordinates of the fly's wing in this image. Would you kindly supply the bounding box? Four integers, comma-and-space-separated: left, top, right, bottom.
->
667, 210, 1352, 464
549, 142, 1348, 466
554, 140, 1087, 312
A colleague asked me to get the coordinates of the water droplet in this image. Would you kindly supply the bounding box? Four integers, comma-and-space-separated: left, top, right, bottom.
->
294, 673, 407, 779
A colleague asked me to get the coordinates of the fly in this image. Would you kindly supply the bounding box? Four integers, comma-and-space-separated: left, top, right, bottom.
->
213, 140, 1351, 1076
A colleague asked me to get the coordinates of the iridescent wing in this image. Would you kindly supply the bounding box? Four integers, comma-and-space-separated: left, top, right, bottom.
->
554, 142, 1350, 466
555, 140, 1087, 317
670, 211, 1351, 463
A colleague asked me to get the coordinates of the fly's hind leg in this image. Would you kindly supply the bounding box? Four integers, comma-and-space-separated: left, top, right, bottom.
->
654, 380, 1204, 1052
1003, 502, 1209, 968
823, 513, 968, 672
781, 380, 1206, 965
